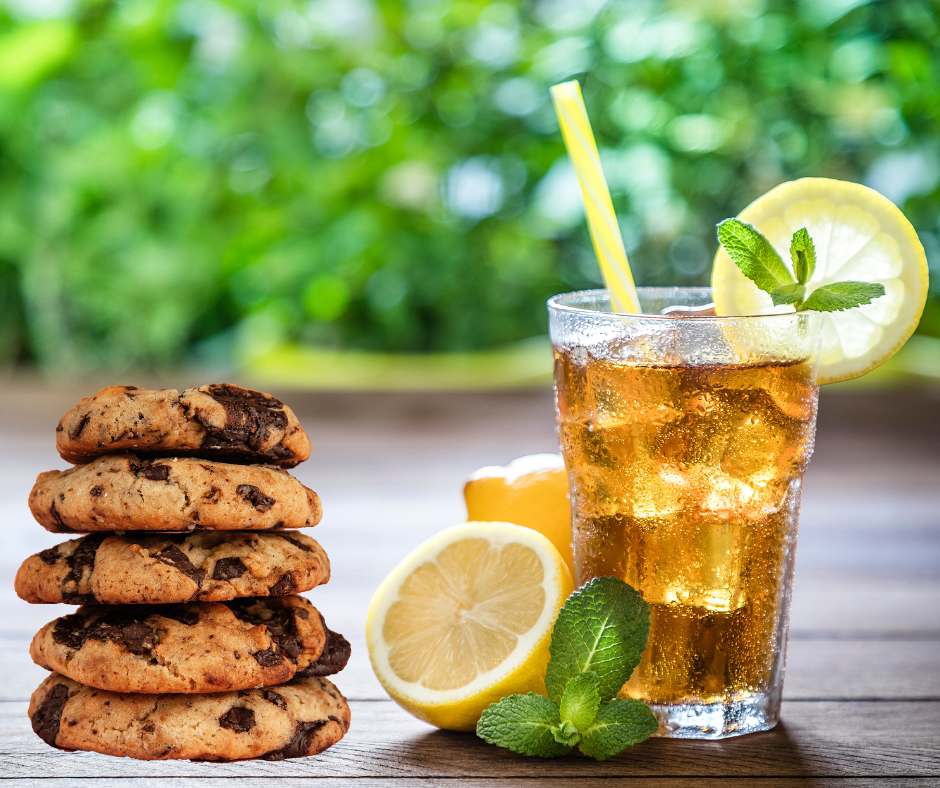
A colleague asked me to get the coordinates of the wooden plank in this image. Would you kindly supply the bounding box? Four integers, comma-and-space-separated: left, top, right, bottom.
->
2, 779, 938, 787
2, 636, 938, 703
782, 639, 940, 699
1, 699, 937, 778
11, 523, 940, 642
788, 577, 940, 637
4, 567, 940, 644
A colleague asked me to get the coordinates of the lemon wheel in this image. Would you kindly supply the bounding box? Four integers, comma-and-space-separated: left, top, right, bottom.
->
712, 177, 929, 384
366, 521, 574, 731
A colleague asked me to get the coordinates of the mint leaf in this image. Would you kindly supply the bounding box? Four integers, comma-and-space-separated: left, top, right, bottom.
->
790, 227, 816, 284
770, 282, 805, 307
559, 671, 601, 731
476, 693, 572, 758
545, 577, 650, 705
550, 719, 581, 747
717, 218, 795, 294
577, 698, 660, 761
800, 281, 886, 312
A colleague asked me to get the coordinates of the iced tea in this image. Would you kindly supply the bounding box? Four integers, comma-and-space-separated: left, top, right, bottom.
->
549, 288, 822, 737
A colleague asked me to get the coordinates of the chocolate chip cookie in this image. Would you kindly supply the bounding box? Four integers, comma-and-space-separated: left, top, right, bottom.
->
31, 596, 349, 693
30, 672, 350, 760
16, 530, 329, 605
29, 455, 322, 534
56, 384, 311, 467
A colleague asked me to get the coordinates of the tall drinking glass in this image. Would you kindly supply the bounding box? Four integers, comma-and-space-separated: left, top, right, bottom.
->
548, 288, 822, 738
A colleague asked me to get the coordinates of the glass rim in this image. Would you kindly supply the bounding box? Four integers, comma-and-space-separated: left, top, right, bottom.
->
548, 288, 819, 324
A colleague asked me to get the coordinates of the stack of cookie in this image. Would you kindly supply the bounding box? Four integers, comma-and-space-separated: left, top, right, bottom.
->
15, 384, 351, 761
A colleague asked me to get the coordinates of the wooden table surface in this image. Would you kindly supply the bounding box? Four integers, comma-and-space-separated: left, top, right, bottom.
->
1, 382, 938, 787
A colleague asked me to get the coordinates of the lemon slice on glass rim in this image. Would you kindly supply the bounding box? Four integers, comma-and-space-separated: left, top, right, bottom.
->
366, 521, 573, 731
711, 177, 929, 384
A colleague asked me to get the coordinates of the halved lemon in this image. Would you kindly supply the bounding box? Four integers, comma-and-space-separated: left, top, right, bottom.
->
366, 521, 574, 731
712, 178, 929, 384
464, 454, 574, 578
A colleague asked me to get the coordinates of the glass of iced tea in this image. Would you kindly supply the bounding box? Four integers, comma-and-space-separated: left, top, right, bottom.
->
548, 287, 822, 739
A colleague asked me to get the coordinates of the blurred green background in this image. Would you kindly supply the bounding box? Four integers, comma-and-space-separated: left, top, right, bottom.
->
0, 0, 937, 383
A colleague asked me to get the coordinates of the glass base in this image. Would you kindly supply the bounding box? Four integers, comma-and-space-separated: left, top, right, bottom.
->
648, 692, 780, 739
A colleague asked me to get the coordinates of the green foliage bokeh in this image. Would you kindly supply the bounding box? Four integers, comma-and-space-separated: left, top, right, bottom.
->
0, 0, 937, 371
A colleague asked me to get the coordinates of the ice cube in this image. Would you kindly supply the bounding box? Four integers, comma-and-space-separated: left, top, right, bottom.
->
660, 303, 717, 317
633, 505, 748, 612
710, 361, 818, 423
760, 368, 818, 422
718, 408, 811, 518
588, 364, 683, 430
628, 463, 687, 520
720, 411, 791, 480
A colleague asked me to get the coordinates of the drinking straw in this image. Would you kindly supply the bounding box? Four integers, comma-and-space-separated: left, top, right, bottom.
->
550, 80, 641, 314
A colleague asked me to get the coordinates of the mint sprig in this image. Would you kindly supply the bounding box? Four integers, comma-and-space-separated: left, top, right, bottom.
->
717, 218, 886, 312
476, 577, 658, 761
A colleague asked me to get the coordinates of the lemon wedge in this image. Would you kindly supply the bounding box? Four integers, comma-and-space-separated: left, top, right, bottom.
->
366, 521, 574, 731
712, 177, 929, 384
464, 454, 574, 578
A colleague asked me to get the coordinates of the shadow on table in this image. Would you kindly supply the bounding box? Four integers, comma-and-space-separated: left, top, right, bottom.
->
393, 721, 813, 779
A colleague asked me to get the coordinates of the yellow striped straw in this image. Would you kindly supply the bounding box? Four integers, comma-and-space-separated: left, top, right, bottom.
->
550, 80, 641, 314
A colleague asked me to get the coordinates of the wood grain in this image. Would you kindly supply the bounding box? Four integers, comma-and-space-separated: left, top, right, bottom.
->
1, 699, 939, 778
2, 636, 938, 703
2, 781, 939, 788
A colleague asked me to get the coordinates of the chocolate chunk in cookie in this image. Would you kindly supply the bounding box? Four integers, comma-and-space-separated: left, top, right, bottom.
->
219, 707, 256, 733
296, 613, 352, 678
31, 682, 70, 748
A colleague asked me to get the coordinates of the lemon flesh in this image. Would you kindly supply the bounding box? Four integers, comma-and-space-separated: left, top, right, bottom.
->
464, 454, 574, 577
712, 178, 929, 384
367, 521, 574, 731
